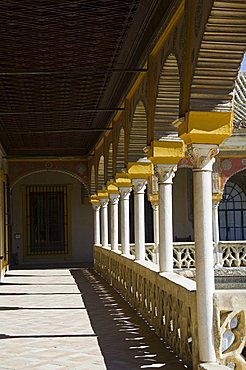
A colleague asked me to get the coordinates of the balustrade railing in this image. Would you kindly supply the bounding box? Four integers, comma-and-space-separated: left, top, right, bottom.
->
117, 241, 246, 268
94, 245, 199, 369
214, 290, 246, 369
220, 241, 246, 267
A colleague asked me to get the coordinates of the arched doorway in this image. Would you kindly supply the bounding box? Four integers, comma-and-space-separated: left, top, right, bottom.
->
10, 170, 93, 266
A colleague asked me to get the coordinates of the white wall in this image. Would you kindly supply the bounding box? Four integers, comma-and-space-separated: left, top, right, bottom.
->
172, 168, 194, 241
11, 171, 93, 265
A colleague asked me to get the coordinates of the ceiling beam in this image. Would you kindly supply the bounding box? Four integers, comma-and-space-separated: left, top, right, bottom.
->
0, 128, 112, 134
0, 109, 124, 115
0, 68, 148, 76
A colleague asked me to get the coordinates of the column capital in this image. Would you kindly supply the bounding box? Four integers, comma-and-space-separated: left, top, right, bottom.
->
132, 178, 146, 194
109, 193, 120, 205
99, 198, 109, 208
91, 202, 101, 211
187, 143, 219, 171
155, 164, 177, 184
118, 186, 132, 200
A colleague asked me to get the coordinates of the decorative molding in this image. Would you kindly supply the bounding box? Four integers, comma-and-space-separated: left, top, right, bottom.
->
99, 198, 109, 208
131, 178, 146, 194
187, 144, 219, 171
155, 164, 177, 184
109, 193, 120, 205
118, 186, 132, 200
91, 203, 101, 211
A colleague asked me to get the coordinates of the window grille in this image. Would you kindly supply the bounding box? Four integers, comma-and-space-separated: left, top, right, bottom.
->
219, 181, 246, 241
25, 185, 69, 256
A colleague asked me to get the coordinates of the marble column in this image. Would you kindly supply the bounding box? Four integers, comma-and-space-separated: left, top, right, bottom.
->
151, 200, 159, 264
119, 186, 132, 256
99, 198, 109, 248
132, 179, 146, 262
109, 193, 120, 252
212, 199, 222, 267
188, 143, 219, 363
155, 164, 176, 272
92, 202, 101, 246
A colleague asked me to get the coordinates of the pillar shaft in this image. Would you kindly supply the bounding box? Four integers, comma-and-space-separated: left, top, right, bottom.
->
119, 187, 131, 256
152, 202, 159, 264
109, 193, 120, 251
99, 198, 109, 247
92, 203, 101, 245
132, 179, 146, 261
212, 201, 221, 266
189, 143, 218, 363
155, 165, 176, 272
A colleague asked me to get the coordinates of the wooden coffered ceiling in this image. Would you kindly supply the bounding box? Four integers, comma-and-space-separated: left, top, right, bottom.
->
0, 0, 174, 158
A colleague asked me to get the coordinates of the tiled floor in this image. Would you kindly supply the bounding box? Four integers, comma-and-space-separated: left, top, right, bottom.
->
0, 268, 190, 369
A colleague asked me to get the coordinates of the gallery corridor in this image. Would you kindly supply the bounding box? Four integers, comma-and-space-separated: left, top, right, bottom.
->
0, 268, 190, 370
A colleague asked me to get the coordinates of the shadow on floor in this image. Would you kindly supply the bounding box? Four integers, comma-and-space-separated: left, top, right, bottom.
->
70, 268, 190, 370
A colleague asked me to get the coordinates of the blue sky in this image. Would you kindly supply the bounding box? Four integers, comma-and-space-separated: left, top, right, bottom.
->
240, 53, 246, 70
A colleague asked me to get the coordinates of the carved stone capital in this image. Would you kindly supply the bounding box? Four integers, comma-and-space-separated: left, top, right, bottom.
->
118, 186, 132, 200
155, 164, 177, 184
109, 193, 120, 205
99, 198, 109, 208
91, 203, 100, 211
187, 144, 219, 171
132, 178, 146, 194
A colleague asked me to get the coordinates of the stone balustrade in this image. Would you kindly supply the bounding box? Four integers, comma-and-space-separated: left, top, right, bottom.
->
94, 245, 199, 369
220, 242, 246, 267
116, 242, 246, 268
214, 290, 246, 369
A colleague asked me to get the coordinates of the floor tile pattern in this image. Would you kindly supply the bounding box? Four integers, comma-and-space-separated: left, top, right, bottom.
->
0, 268, 190, 369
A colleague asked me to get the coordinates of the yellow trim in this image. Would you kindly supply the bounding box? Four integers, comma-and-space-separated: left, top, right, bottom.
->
148, 194, 159, 205
113, 107, 124, 124
183, 0, 195, 111
219, 154, 246, 159
126, 63, 147, 101
106, 181, 119, 194
127, 162, 153, 179
97, 190, 108, 199
212, 192, 223, 203
147, 140, 185, 164
179, 111, 233, 145
150, 0, 185, 58
115, 173, 132, 187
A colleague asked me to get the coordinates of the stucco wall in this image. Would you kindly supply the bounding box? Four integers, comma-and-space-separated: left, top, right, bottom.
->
11, 171, 93, 265
173, 168, 194, 241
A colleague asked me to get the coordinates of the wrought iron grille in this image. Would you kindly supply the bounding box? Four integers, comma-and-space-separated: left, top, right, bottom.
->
219, 181, 246, 241
25, 185, 68, 256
